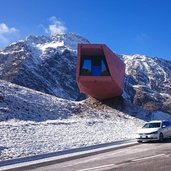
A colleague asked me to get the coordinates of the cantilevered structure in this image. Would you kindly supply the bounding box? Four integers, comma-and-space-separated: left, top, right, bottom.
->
76, 44, 125, 100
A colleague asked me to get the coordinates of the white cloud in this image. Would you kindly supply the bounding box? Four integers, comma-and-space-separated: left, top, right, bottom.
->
0, 23, 19, 48
0, 23, 17, 33
44, 16, 67, 35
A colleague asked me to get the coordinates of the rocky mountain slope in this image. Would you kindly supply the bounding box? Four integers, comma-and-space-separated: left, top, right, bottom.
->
0, 33, 171, 114
0, 33, 89, 100
123, 55, 171, 113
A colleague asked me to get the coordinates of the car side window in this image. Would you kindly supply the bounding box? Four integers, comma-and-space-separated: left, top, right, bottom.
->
162, 121, 170, 127
168, 122, 171, 127
162, 121, 168, 127
166, 121, 171, 127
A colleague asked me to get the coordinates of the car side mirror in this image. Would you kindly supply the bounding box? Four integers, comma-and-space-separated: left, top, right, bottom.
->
162, 125, 166, 128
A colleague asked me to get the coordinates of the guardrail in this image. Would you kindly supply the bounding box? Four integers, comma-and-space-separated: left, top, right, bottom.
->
0, 139, 138, 171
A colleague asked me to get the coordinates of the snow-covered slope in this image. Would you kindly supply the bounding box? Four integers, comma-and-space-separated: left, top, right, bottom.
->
0, 79, 143, 160
1, 79, 171, 161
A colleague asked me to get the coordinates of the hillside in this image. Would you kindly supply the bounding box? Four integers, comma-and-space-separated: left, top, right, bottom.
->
1, 79, 171, 161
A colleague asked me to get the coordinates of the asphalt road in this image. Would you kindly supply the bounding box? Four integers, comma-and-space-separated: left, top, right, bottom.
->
13, 139, 171, 171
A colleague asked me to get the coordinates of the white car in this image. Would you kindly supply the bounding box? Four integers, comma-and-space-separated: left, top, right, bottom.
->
137, 120, 171, 142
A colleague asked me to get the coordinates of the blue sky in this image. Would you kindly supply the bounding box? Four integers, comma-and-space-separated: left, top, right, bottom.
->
0, 0, 171, 61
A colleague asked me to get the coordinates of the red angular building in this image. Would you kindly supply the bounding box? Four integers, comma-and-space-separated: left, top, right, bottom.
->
76, 44, 125, 100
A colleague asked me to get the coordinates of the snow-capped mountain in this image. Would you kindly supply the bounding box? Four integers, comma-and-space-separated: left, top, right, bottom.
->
0, 33, 89, 100
0, 33, 170, 113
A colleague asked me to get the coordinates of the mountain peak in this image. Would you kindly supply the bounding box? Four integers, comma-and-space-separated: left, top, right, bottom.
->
24, 33, 90, 52
25, 35, 50, 45
50, 32, 90, 50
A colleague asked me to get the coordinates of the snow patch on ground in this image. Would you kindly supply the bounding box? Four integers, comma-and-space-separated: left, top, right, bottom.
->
0, 80, 171, 161
0, 117, 142, 161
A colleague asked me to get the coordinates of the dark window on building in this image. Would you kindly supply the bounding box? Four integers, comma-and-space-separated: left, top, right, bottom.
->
80, 56, 110, 76
80, 59, 91, 75
101, 60, 110, 76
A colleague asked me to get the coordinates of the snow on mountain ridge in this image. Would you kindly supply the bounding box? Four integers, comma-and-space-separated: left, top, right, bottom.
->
0, 33, 89, 101
1, 33, 89, 60
37, 41, 64, 52
123, 54, 171, 92
25, 33, 89, 52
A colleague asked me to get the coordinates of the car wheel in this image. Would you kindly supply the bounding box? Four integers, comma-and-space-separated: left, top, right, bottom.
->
137, 140, 143, 143
159, 133, 164, 142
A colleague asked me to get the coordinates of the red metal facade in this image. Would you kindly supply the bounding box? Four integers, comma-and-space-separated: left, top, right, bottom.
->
76, 44, 125, 100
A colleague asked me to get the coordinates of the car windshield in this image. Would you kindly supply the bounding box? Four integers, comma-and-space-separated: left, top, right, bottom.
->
143, 122, 161, 128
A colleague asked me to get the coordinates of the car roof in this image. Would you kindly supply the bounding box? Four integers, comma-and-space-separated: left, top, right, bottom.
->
146, 120, 170, 123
